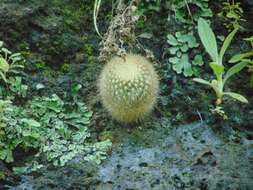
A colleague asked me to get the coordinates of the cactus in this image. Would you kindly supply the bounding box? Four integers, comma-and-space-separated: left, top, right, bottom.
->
98, 54, 159, 123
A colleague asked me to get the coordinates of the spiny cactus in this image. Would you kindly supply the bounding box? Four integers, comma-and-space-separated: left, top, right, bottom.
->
98, 54, 159, 123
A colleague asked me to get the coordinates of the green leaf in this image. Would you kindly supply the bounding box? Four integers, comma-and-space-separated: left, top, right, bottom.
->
244, 36, 253, 42
197, 18, 218, 62
167, 34, 178, 46
209, 62, 224, 78
27, 119, 41, 127
9, 53, 21, 59
0, 149, 14, 163
229, 52, 253, 63
0, 57, 9, 73
181, 54, 193, 77
1, 48, 11, 55
177, 32, 198, 48
192, 55, 204, 66
193, 78, 212, 86
0, 71, 7, 83
169, 57, 179, 64
223, 61, 248, 84
175, 31, 182, 38
223, 92, 248, 103
200, 7, 213, 17
170, 57, 182, 73
219, 27, 238, 64
46, 94, 64, 112
176, 51, 182, 57
168, 47, 179, 54
170, 54, 193, 76
36, 83, 45, 90
180, 44, 189, 52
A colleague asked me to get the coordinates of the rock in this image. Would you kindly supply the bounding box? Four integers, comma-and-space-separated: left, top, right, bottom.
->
0, 1, 47, 46
0, 1, 85, 68
7, 122, 253, 189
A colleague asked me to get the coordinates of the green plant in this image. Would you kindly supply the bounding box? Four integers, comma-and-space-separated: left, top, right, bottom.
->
8, 77, 28, 98
0, 100, 29, 163
193, 18, 248, 105
98, 54, 159, 123
229, 36, 253, 65
218, 0, 244, 31
166, 0, 212, 77
229, 36, 253, 87
60, 63, 71, 73
0, 93, 112, 173
171, 0, 212, 25
167, 31, 203, 76
0, 41, 28, 100
35, 62, 55, 77
135, 0, 161, 17
0, 41, 24, 83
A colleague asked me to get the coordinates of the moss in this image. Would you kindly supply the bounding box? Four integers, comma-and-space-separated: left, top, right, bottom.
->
35, 62, 57, 77
136, 17, 146, 30
100, 130, 115, 142
60, 63, 71, 74
0, 171, 5, 180
82, 35, 94, 64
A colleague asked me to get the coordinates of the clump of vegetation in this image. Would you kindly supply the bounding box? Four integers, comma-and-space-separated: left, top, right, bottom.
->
0, 41, 25, 83
135, 0, 161, 17
167, 31, 203, 76
0, 41, 27, 99
218, 0, 244, 31
193, 18, 248, 105
0, 92, 112, 173
166, 0, 212, 77
170, 0, 212, 25
0, 41, 112, 174
98, 54, 159, 123
229, 36, 253, 87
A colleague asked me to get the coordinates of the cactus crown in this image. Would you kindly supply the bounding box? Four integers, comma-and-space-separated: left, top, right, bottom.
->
98, 54, 159, 123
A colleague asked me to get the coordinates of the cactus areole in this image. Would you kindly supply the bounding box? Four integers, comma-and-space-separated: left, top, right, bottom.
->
98, 54, 159, 123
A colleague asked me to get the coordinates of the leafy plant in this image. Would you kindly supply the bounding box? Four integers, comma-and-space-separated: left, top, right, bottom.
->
229, 37, 253, 64
0, 41, 24, 83
167, 31, 203, 76
166, 0, 212, 77
170, 0, 212, 25
229, 36, 253, 87
0, 100, 30, 163
218, 0, 244, 31
135, 0, 161, 17
0, 93, 112, 173
193, 18, 248, 105
8, 77, 28, 98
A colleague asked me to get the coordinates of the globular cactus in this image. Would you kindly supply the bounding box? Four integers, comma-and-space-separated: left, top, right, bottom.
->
98, 54, 159, 123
